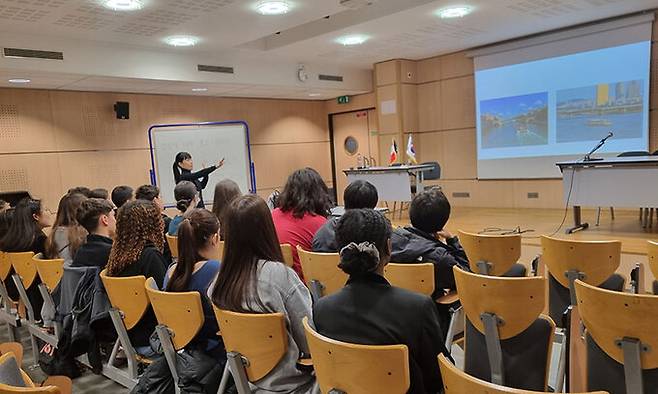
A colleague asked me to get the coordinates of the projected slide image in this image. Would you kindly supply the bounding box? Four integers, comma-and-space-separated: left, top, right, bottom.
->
480, 92, 548, 149
556, 80, 644, 142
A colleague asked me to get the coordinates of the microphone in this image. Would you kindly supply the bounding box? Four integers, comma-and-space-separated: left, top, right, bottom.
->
600, 131, 614, 143
583, 131, 613, 162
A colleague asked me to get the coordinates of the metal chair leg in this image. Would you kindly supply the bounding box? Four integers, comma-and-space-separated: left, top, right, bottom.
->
610, 207, 615, 220
217, 362, 231, 394
227, 352, 251, 394
156, 325, 180, 394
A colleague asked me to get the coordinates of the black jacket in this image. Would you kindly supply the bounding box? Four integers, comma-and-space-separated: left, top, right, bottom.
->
313, 273, 452, 394
72, 234, 112, 268
391, 227, 469, 296
311, 217, 339, 253
178, 166, 218, 208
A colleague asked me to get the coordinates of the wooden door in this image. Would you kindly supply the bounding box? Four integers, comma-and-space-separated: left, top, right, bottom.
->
332, 111, 372, 205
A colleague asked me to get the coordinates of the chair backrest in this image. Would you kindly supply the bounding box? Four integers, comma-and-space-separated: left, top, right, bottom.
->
458, 231, 522, 276
296, 247, 347, 296
438, 354, 607, 394
213, 307, 288, 382
454, 267, 548, 340
647, 240, 658, 284
280, 244, 294, 268
0, 251, 12, 281
422, 161, 441, 180
617, 151, 649, 157
540, 236, 621, 289
165, 234, 178, 259
33, 255, 64, 292
575, 280, 658, 370
99, 269, 149, 330
0, 342, 23, 367
144, 277, 204, 350
384, 263, 435, 296
303, 317, 410, 394
7, 252, 37, 288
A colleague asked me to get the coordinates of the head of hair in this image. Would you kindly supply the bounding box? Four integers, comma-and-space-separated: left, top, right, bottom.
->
277, 168, 332, 218
0, 208, 15, 241
67, 186, 92, 198
111, 185, 133, 209
344, 180, 378, 210
89, 188, 109, 200
173, 181, 197, 213
135, 184, 160, 201
45, 193, 88, 258
211, 179, 241, 238
167, 209, 219, 293
106, 200, 164, 276
173, 152, 192, 183
335, 209, 391, 276
0, 199, 8, 211
211, 194, 284, 312
0, 198, 43, 252
77, 198, 114, 234
409, 188, 450, 234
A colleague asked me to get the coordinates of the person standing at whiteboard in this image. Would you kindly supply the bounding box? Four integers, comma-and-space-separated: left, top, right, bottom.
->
173, 152, 225, 208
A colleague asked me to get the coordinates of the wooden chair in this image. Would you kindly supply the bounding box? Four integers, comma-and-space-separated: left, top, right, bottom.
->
303, 317, 410, 394
99, 269, 150, 389
438, 354, 607, 394
454, 267, 555, 391
296, 247, 346, 301
0, 350, 72, 394
0, 342, 23, 366
165, 234, 178, 259
33, 254, 64, 341
458, 231, 524, 276
647, 240, 658, 295
575, 280, 658, 394
0, 251, 21, 342
213, 307, 288, 394
280, 244, 294, 268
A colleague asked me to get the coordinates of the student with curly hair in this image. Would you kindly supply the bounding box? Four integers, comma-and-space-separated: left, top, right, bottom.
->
44, 192, 88, 266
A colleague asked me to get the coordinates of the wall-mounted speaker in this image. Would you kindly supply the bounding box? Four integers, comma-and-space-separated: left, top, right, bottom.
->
114, 101, 129, 120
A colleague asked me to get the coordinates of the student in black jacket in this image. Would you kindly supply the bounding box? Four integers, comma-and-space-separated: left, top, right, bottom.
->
172, 152, 225, 208
72, 198, 115, 268
313, 209, 452, 394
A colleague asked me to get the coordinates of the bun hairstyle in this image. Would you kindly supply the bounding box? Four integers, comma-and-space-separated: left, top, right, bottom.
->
335, 209, 392, 276
174, 181, 197, 213
173, 152, 192, 184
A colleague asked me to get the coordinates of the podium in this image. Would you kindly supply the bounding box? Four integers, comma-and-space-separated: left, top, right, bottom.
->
343, 164, 436, 202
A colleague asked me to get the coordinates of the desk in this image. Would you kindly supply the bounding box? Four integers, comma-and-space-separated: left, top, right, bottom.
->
557, 157, 658, 233
343, 164, 435, 202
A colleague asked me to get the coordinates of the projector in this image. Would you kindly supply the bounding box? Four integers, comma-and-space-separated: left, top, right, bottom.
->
339, 0, 377, 9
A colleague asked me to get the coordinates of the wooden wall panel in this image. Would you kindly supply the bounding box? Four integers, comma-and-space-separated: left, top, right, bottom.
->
250, 142, 332, 190
375, 61, 399, 86
417, 57, 441, 84
442, 129, 476, 179
326, 92, 375, 114
0, 153, 62, 210
512, 179, 563, 209
0, 89, 57, 153
441, 76, 475, 130
651, 43, 658, 110
417, 131, 445, 167
417, 82, 442, 132
440, 52, 474, 80
651, 110, 658, 152
400, 60, 417, 84
376, 84, 401, 133
401, 84, 418, 133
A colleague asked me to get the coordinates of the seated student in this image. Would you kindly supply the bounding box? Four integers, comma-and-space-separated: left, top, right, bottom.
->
106, 200, 168, 355
72, 198, 116, 268
89, 188, 109, 200
168, 181, 198, 236
313, 209, 451, 394
0, 208, 14, 240
210, 194, 316, 393
67, 186, 92, 197
272, 168, 332, 280
0, 199, 9, 213
312, 180, 378, 253
163, 209, 221, 356
111, 185, 134, 210
44, 192, 87, 266
136, 184, 172, 263
211, 179, 241, 240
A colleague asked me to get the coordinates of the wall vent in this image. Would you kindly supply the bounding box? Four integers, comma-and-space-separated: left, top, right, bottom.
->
197, 64, 234, 74
452, 192, 470, 198
319, 74, 343, 82
527, 192, 539, 199
3, 48, 63, 60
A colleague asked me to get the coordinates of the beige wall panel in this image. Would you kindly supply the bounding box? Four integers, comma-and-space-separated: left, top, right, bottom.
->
400, 60, 417, 84
375, 60, 399, 86
651, 43, 658, 110
401, 84, 418, 134
512, 179, 564, 209
417, 82, 442, 132
250, 142, 331, 190
417, 131, 445, 168
367, 109, 381, 165
0, 89, 57, 153
417, 57, 442, 84
441, 76, 476, 130
442, 129, 477, 179
653, 14, 658, 38
325, 92, 375, 114
376, 84, 401, 133
650, 110, 658, 152
0, 152, 62, 210
440, 52, 474, 80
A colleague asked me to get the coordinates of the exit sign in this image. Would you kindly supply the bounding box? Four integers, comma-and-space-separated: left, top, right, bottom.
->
337, 95, 350, 104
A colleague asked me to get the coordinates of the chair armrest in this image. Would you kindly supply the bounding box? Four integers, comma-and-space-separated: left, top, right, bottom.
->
436, 291, 459, 305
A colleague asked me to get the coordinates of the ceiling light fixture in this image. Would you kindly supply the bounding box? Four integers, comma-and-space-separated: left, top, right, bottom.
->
436, 5, 473, 19
103, 0, 143, 11
192, 88, 208, 92
256, 1, 290, 15
164, 35, 199, 47
8, 78, 31, 84
336, 34, 368, 46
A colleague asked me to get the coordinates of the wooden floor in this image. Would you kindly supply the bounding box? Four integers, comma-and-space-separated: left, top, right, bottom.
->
390, 206, 657, 255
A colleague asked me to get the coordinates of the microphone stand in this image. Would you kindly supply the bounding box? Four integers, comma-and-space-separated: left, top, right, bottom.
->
583, 132, 613, 162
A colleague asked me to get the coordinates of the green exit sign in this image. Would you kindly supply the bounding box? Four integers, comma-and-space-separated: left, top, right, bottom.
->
337, 95, 350, 104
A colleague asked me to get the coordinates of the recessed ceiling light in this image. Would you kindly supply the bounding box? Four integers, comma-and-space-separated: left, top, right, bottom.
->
103, 0, 142, 11
436, 5, 473, 19
308, 93, 322, 97
336, 34, 368, 46
192, 88, 208, 92
256, 1, 290, 15
8, 78, 30, 84
164, 35, 199, 47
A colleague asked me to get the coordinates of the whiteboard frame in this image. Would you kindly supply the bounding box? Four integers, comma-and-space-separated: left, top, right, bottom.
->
147, 121, 256, 207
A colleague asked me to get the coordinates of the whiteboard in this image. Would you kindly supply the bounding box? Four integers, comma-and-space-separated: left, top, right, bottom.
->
148, 122, 255, 208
